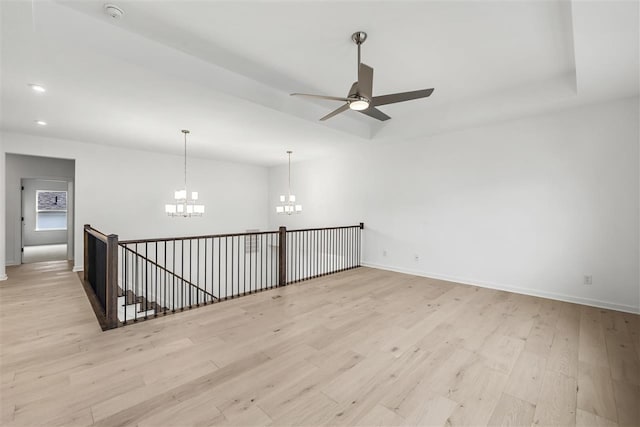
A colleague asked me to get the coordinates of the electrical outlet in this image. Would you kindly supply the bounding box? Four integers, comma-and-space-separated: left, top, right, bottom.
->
584, 275, 593, 285
382, 249, 387, 257
414, 254, 420, 262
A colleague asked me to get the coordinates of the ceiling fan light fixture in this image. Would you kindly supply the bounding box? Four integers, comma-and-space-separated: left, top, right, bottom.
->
349, 99, 370, 111
290, 31, 434, 122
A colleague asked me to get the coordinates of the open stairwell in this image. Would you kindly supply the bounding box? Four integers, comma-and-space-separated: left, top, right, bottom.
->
116, 289, 159, 323
117, 295, 155, 322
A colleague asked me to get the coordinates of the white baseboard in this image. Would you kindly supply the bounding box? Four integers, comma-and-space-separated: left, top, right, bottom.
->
0, 274, 7, 281
362, 261, 639, 315
72, 266, 84, 273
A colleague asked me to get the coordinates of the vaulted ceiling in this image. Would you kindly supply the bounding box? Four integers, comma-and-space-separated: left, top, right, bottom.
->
1, 1, 638, 166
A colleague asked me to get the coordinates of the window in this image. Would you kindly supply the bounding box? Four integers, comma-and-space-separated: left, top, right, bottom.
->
36, 190, 67, 231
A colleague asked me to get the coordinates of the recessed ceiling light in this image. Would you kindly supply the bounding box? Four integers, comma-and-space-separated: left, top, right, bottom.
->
35, 120, 47, 126
29, 84, 46, 93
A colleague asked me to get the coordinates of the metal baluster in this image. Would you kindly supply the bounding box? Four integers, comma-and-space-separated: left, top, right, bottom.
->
163, 242, 167, 315
204, 238, 208, 305
154, 242, 157, 316
357, 226, 360, 267
133, 243, 138, 322
144, 242, 148, 318
341, 228, 344, 271
225, 236, 228, 300
350, 227, 353, 269
123, 244, 127, 324
231, 236, 234, 299
172, 240, 174, 310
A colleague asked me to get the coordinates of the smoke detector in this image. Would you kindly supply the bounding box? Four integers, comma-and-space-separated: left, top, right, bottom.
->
104, 4, 124, 19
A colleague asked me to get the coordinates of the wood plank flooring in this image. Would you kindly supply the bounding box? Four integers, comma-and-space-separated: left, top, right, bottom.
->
1, 261, 638, 426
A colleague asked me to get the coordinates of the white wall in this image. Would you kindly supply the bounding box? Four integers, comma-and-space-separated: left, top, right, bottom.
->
269, 97, 640, 313
1, 132, 269, 274
0, 138, 5, 280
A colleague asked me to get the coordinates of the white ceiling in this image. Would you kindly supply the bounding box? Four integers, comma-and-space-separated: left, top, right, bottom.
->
1, 1, 638, 166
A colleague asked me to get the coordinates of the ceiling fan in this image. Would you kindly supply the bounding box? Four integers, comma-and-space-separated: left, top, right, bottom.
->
291, 31, 434, 122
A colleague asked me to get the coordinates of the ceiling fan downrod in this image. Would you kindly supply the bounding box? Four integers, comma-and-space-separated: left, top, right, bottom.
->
352, 31, 367, 72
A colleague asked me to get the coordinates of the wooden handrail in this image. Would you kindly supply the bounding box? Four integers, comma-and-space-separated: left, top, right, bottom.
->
119, 230, 279, 245
288, 224, 364, 233
119, 244, 217, 300
85, 226, 110, 243
119, 224, 364, 245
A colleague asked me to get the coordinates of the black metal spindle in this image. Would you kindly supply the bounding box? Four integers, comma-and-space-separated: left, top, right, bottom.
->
341, 228, 344, 271
357, 226, 361, 266
171, 241, 175, 312
243, 235, 247, 295
123, 244, 127, 324
163, 242, 166, 315
231, 236, 235, 298
225, 236, 228, 300
325, 229, 328, 275
204, 238, 207, 305
134, 243, 138, 322
144, 242, 149, 317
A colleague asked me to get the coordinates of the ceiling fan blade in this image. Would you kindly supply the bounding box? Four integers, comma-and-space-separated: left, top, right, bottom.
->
358, 106, 391, 121
358, 63, 374, 98
320, 103, 350, 121
372, 88, 434, 106
290, 93, 350, 102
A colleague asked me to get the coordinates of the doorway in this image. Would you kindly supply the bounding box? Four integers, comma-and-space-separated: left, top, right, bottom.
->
21, 179, 73, 264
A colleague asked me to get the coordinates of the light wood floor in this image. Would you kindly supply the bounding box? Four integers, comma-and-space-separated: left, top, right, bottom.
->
1, 262, 638, 426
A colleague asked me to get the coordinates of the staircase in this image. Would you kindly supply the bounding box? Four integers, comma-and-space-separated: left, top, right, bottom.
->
116, 288, 159, 323
117, 295, 155, 322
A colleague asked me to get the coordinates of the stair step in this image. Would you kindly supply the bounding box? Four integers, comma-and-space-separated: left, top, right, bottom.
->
118, 296, 155, 322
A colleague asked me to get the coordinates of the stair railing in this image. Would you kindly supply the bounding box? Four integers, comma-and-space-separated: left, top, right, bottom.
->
83, 223, 363, 328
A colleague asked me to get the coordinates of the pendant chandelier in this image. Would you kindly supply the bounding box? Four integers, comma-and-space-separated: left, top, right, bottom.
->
276, 150, 302, 215
165, 130, 205, 217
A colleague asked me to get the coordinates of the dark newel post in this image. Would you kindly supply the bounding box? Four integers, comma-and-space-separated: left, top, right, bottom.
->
278, 226, 287, 286
105, 234, 119, 329
360, 222, 364, 230
83, 224, 90, 282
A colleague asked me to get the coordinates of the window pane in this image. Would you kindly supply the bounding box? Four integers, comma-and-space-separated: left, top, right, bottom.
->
37, 211, 67, 230
37, 191, 67, 211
